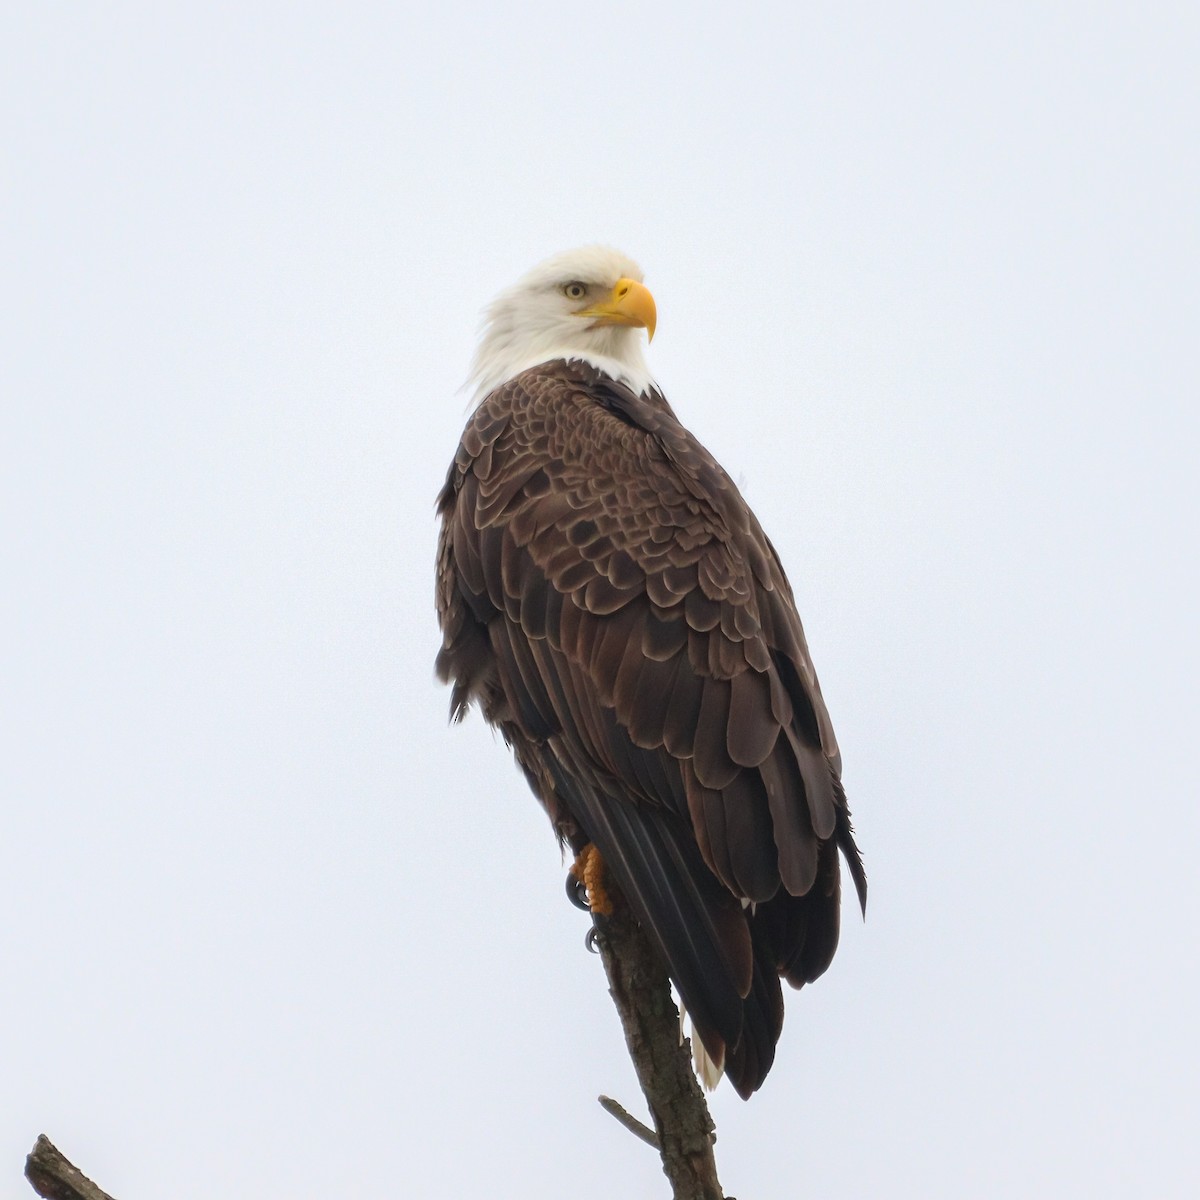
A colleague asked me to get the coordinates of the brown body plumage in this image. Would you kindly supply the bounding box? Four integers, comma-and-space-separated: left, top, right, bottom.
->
436, 343, 865, 1097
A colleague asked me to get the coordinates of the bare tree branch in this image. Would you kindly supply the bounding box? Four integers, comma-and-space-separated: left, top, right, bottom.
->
598, 1093, 660, 1148
591, 902, 731, 1200
25, 1136, 117, 1200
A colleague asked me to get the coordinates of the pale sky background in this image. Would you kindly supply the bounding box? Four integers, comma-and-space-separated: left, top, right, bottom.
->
2, 3, 1196, 1197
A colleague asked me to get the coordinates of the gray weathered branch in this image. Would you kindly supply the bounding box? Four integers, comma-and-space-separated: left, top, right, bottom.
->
591, 902, 732, 1200
25, 1136, 117, 1200
598, 1093, 660, 1148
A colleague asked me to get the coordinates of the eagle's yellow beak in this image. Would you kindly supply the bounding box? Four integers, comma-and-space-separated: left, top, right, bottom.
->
574, 278, 657, 342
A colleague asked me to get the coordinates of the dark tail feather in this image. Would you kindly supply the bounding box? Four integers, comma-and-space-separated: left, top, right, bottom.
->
550, 758, 747, 1036
723, 920, 785, 1098
548, 756, 783, 1096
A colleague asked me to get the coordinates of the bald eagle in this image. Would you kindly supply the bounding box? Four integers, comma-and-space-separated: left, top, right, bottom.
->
435, 247, 865, 1098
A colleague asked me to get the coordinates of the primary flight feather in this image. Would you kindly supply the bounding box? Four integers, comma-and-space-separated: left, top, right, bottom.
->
435, 246, 865, 1097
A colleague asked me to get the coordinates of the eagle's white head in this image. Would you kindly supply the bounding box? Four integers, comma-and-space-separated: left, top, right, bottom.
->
469, 245, 658, 403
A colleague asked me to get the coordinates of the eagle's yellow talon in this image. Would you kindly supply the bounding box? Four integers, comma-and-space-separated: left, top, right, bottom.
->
571, 844, 615, 917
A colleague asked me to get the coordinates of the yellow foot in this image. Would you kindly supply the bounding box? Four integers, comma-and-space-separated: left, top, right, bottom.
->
570, 844, 615, 917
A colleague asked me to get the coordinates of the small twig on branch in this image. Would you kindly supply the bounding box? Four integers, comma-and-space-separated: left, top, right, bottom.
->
598, 1094, 660, 1148
592, 901, 729, 1200
24, 1136, 117, 1200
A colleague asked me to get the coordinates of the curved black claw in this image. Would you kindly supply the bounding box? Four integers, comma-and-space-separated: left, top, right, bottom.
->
585, 926, 601, 954
566, 872, 591, 912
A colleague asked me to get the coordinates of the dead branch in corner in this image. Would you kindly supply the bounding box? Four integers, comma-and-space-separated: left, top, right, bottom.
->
25, 1137, 116, 1200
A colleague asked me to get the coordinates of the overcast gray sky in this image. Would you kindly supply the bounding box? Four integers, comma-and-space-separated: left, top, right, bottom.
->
3, 3, 1196, 1197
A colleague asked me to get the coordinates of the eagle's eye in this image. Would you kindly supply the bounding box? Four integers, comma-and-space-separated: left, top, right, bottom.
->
562, 282, 587, 301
